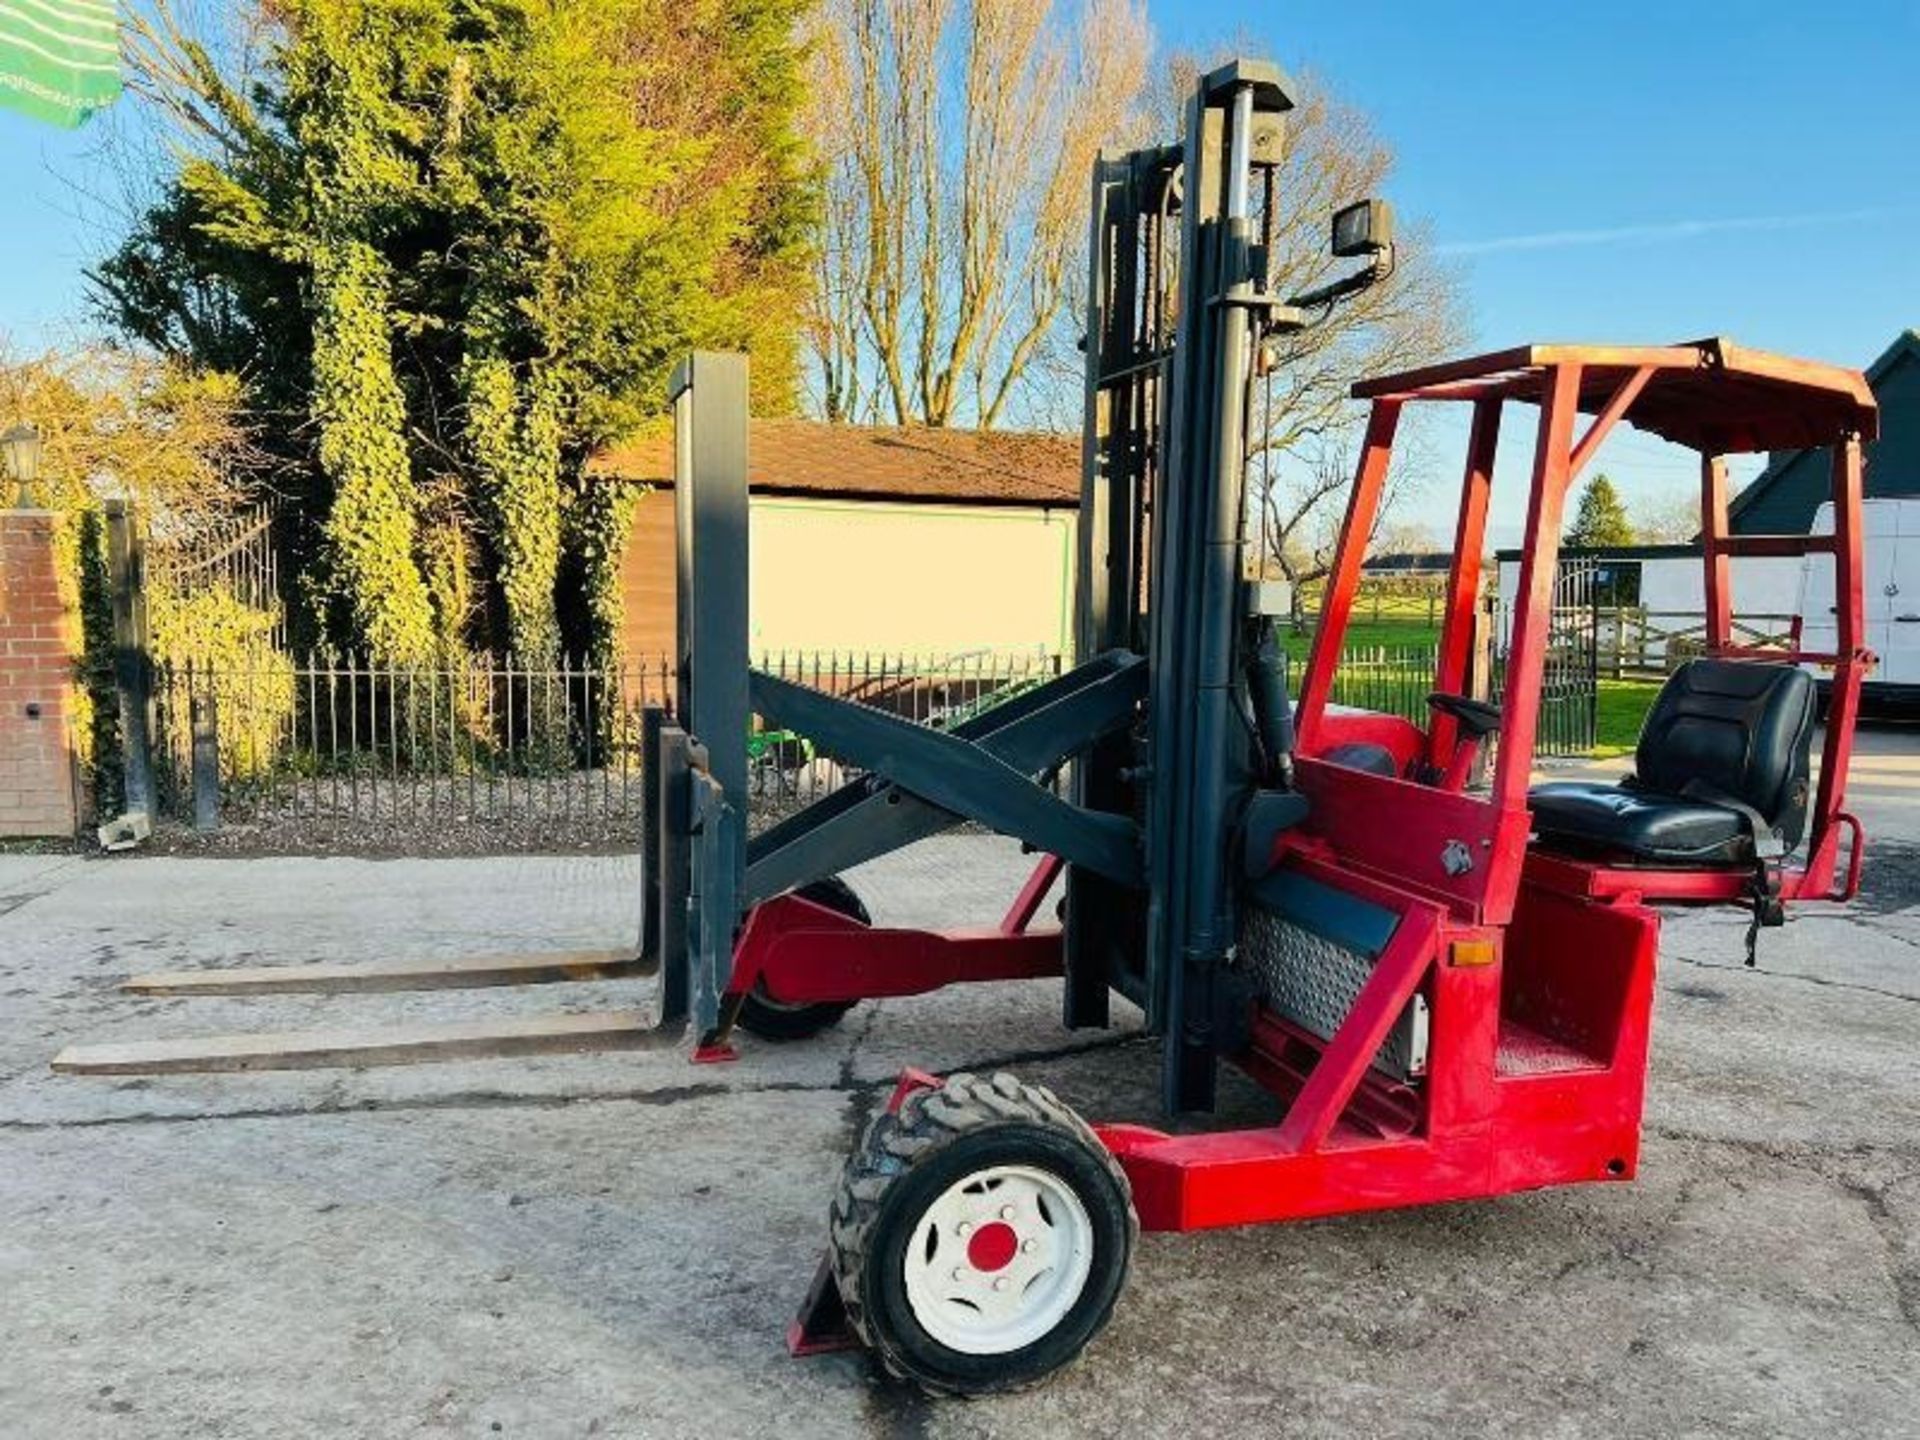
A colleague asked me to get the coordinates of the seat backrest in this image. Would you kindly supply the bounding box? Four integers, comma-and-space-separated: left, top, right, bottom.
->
1635, 659, 1817, 846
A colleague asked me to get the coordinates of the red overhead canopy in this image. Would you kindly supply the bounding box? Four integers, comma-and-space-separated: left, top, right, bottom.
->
1353, 339, 1878, 455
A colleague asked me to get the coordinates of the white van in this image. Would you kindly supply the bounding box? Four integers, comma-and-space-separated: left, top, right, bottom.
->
1798, 497, 1920, 704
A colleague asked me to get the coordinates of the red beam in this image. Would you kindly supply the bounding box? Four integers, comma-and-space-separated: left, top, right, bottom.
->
1701, 454, 1732, 651
1296, 399, 1404, 746
1429, 398, 1501, 771
1805, 436, 1870, 890
1491, 363, 1582, 812
1096, 1107, 1640, 1232
1275, 906, 1438, 1154
1520, 850, 1851, 906
1567, 365, 1655, 481
759, 926, 1062, 1004
1000, 853, 1065, 935
726, 894, 1063, 1010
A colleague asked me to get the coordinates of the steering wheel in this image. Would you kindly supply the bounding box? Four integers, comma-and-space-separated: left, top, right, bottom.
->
1426, 692, 1503, 740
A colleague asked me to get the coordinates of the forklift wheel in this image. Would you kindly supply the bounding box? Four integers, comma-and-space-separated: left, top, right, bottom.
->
735, 877, 870, 1041
828, 1072, 1136, 1395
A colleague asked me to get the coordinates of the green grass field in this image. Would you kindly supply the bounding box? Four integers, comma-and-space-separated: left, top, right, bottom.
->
1277, 610, 1663, 759
1279, 615, 1438, 665
1595, 679, 1662, 758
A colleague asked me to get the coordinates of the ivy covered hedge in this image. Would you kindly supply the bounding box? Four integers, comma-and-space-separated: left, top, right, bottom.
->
147, 583, 297, 784
71, 512, 122, 817
96, 0, 816, 672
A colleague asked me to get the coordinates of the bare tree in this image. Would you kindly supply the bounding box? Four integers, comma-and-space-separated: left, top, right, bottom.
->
804, 0, 1150, 427
1233, 72, 1467, 592
1634, 486, 1709, 543
0, 343, 262, 524
118, 0, 275, 154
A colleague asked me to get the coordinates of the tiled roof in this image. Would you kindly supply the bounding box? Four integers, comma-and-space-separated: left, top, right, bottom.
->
587, 417, 1080, 507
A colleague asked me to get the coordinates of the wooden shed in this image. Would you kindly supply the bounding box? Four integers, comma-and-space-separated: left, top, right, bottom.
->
587, 418, 1081, 666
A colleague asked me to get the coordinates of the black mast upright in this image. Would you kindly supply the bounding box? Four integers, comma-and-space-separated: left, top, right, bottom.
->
1144, 61, 1294, 1113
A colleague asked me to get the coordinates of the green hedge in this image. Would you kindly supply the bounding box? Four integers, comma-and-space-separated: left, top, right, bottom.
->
148, 583, 297, 783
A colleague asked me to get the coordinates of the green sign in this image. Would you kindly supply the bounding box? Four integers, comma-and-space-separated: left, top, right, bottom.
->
0, 0, 120, 130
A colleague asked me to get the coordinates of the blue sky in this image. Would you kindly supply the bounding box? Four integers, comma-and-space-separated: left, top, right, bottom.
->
0, 108, 117, 346
1160, 1, 1920, 540
2, 3, 1915, 541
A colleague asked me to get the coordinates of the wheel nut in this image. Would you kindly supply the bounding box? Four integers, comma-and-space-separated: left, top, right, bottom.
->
952, 1268, 967, 1282
956, 1221, 973, 1237
992, 1277, 1010, 1292
1021, 1239, 1037, 1254
999, 1205, 1016, 1220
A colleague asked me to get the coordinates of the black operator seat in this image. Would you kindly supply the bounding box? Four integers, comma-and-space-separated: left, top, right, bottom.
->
1529, 659, 1816, 866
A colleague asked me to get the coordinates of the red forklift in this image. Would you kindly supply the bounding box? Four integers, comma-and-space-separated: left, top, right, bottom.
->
634, 60, 1874, 1393
56, 56, 1877, 1399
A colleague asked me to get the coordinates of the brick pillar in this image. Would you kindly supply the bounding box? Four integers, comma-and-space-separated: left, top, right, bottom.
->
0, 510, 79, 838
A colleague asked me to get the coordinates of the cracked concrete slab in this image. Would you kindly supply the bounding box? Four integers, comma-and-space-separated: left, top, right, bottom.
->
3, 724, 1919, 1437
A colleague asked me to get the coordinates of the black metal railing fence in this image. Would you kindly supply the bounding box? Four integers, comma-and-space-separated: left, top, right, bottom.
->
147, 631, 1603, 844
1319, 644, 1441, 728
148, 648, 1067, 838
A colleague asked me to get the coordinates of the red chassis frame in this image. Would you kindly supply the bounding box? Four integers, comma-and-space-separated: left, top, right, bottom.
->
743, 340, 1877, 1238
700, 854, 1069, 1063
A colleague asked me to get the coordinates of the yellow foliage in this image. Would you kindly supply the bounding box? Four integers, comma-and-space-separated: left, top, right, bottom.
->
148, 584, 296, 784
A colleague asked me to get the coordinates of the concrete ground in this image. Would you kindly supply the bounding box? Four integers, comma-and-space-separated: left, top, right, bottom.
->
3, 723, 1918, 1438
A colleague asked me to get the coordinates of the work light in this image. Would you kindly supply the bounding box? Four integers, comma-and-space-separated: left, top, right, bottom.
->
1331, 199, 1394, 258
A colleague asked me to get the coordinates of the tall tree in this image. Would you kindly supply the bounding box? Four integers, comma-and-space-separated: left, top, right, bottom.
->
97, 0, 816, 663
1566, 473, 1636, 548
1229, 68, 1467, 592
287, 0, 443, 663
804, 0, 1150, 427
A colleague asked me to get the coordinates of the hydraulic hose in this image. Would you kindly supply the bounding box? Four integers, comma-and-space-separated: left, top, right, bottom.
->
1246, 619, 1296, 788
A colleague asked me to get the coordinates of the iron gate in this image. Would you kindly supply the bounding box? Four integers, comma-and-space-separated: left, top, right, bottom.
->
1494, 556, 1600, 758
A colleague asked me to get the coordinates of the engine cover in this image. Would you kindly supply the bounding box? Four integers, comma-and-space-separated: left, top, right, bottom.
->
1236, 872, 1429, 1083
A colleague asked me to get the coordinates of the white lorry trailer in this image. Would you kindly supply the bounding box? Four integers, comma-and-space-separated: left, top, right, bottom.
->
1799, 497, 1920, 705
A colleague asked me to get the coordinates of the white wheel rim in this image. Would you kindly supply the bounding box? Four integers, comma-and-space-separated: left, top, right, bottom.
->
900, 1163, 1095, 1356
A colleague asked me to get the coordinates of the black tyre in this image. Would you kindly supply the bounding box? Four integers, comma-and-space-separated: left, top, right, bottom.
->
828, 1071, 1136, 1395
734, 876, 869, 1041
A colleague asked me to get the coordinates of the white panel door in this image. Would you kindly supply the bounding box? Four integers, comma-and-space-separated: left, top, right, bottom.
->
1796, 502, 1838, 669
1882, 503, 1920, 686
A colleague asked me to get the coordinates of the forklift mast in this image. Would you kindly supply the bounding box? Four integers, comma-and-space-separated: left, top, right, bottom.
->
1071, 61, 1300, 1111
654, 58, 1382, 1095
